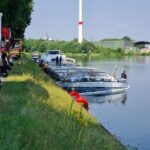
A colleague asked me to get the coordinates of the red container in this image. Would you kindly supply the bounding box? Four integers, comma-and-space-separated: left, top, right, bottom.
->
69, 91, 89, 110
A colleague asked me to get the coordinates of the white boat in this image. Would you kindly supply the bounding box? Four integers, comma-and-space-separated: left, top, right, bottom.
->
48, 66, 95, 77
57, 71, 130, 96
40, 50, 75, 64
32, 52, 40, 62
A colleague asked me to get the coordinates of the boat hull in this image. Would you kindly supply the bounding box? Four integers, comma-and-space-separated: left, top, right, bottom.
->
57, 81, 129, 96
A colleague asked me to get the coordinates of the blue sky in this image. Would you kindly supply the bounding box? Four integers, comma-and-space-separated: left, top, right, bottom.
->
25, 0, 150, 41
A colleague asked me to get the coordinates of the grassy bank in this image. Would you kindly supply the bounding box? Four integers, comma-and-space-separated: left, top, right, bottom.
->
0, 54, 126, 150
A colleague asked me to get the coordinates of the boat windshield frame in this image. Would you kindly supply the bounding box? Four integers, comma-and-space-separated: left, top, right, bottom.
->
47, 50, 61, 55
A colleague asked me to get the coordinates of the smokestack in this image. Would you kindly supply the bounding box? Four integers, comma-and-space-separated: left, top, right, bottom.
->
78, 0, 83, 44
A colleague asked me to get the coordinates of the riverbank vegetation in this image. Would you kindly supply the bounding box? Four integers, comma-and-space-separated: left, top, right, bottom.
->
23, 39, 149, 57
0, 54, 126, 149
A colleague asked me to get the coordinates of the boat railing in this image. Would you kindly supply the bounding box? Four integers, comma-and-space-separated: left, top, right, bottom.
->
59, 71, 119, 82
64, 57, 76, 63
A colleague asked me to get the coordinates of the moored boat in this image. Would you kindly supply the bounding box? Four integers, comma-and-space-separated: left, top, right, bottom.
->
57, 71, 130, 96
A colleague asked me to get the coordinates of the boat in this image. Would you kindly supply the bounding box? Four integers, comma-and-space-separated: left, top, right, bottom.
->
48, 65, 94, 77
40, 50, 65, 62
57, 70, 130, 96
44, 57, 130, 96
32, 52, 40, 62
40, 50, 75, 64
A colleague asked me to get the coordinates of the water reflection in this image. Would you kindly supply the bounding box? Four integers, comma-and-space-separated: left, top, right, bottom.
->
85, 92, 128, 106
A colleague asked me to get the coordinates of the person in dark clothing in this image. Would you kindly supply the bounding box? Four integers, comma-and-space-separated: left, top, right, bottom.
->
0, 51, 9, 77
121, 70, 127, 79
2, 51, 8, 66
1, 51, 11, 71
7, 54, 14, 67
39, 59, 44, 68
56, 56, 59, 66
59, 56, 62, 66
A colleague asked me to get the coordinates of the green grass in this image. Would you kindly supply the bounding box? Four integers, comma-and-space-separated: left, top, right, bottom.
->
0, 54, 126, 150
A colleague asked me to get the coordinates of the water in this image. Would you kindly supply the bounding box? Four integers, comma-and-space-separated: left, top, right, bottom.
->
76, 56, 150, 150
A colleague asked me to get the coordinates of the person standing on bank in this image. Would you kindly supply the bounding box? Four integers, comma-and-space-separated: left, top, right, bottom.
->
1, 50, 12, 71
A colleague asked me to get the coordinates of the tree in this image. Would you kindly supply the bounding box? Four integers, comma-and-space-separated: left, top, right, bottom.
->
122, 36, 132, 41
0, 0, 34, 38
81, 41, 96, 53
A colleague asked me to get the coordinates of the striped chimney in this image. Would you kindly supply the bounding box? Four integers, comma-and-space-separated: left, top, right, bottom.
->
78, 0, 83, 44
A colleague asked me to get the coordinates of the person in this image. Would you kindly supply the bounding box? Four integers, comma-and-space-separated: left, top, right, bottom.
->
56, 55, 59, 66
1, 50, 8, 67
59, 55, 62, 66
39, 59, 44, 68
121, 70, 127, 79
7, 54, 14, 67
1, 50, 10, 77
42, 62, 49, 74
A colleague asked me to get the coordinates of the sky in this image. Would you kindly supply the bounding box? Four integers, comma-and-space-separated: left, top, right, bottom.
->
25, 0, 150, 41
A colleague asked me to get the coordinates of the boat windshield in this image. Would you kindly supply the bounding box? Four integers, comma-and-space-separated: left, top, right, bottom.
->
47, 50, 60, 55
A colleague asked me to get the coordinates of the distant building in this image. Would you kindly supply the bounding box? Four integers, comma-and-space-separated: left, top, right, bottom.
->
94, 39, 134, 49
43, 37, 54, 41
134, 41, 150, 49
134, 41, 150, 53
43, 33, 54, 41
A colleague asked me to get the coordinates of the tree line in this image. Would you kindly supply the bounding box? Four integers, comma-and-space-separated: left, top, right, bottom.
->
0, 0, 34, 38
24, 39, 125, 56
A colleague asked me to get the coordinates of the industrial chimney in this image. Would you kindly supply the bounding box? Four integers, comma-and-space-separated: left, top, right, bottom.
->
78, 0, 83, 44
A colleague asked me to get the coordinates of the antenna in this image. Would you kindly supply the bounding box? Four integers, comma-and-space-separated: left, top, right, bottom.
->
78, 0, 83, 44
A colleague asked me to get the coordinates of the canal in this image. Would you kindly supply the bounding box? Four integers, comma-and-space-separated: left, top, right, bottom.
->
75, 56, 150, 150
